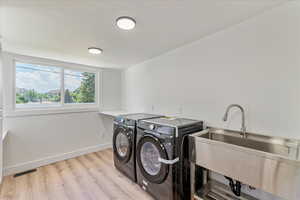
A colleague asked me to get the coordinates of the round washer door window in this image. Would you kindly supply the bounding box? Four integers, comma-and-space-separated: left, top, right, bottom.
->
140, 142, 162, 176
113, 127, 132, 163
116, 132, 130, 157
137, 135, 169, 184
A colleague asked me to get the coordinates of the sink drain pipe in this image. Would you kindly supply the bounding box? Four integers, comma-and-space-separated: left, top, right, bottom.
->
225, 176, 242, 196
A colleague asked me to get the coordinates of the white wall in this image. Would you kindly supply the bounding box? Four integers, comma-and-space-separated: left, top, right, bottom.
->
122, 1, 300, 139
0, 45, 3, 181
1, 52, 121, 175
122, 3, 299, 199
102, 70, 122, 110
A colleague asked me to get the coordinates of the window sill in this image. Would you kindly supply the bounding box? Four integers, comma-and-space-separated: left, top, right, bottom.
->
4, 106, 99, 118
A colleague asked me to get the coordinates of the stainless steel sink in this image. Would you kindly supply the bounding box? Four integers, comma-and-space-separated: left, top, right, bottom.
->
189, 127, 300, 200
199, 128, 300, 160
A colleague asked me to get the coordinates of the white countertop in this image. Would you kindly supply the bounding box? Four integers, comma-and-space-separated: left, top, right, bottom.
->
98, 110, 133, 117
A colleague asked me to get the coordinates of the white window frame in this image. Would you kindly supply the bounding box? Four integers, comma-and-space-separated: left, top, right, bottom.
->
13, 58, 100, 112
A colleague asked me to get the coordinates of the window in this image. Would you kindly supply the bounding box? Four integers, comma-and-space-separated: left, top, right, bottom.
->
64, 69, 95, 104
15, 62, 61, 107
15, 61, 97, 109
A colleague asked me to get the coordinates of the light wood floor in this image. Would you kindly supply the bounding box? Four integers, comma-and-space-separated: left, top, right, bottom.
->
0, 149, 153, 200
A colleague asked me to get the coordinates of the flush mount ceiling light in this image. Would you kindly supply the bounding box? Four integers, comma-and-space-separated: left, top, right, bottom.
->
116, 16, 136, 30
88, 47, 103, 55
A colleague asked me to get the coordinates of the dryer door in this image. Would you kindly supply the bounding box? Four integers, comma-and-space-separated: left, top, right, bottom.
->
137, 135, 169, 184
113, 126, 133, 163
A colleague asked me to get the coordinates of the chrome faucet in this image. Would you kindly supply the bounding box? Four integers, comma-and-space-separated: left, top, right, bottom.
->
223, 104, 247, 138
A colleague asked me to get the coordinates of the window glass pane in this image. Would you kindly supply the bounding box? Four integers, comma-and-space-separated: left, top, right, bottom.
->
64, 69, 95, 104
16, 62, 61, 107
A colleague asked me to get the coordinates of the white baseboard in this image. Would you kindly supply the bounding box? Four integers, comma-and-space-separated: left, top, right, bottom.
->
3, 143, 112, 176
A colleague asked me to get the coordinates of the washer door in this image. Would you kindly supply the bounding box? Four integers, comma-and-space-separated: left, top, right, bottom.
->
113, 126, 133, 163
137, 135, 169, 184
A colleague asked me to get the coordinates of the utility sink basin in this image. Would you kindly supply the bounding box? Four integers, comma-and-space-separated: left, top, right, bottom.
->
199, 128, 300, 160
189, 128, 300, 200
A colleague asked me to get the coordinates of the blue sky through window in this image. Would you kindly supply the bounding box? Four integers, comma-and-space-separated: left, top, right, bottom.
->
64, 69, 84, 92
16, 62, 82, 93
16, 62, 61, 93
